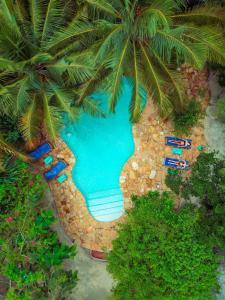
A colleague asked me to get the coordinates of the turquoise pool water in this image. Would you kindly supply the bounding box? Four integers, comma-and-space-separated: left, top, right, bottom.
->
61, 78, 145, 222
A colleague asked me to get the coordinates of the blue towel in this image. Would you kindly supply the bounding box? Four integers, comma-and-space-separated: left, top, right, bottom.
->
165, 137, 192, 149
30, 143, 52, 160
164, 158, 189, 170
44, 161, 67, 181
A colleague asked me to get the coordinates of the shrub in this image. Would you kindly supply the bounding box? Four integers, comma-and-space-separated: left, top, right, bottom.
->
107, 191, 220, 300
210, 64, 225, 88
0, 160, 78, 299
165, 169, 183, 194
216, 99, 225, 123
173, 99, 203, 135
165, 152, 225, 248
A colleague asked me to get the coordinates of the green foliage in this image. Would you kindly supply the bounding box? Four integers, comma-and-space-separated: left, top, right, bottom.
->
0, 160, 78, 299
0, 1, 103, 146
165, 169, 183, 194
107, 191, 220, 300
216, 98, 225, 122
210, 63, 225, 88
82, 0, 225, 121
173, 99, 203, 135
166, 152, 225, 248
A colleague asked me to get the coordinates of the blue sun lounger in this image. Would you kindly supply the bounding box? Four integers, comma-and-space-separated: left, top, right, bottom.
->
30, 143, 52, 160
165, 137, 192, 149
163, 157, 189, 170
44, 161, 67, 181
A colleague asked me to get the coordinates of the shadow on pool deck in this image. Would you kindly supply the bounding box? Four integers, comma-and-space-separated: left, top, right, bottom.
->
44, 189, 113, 300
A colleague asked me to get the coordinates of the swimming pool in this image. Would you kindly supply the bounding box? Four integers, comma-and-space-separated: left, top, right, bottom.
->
61, 78, 144, 222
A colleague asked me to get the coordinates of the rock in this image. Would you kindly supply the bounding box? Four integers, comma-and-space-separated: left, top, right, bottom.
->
149, 170, 157, 179
120, 176, 126, 183
132, 162, 139, 170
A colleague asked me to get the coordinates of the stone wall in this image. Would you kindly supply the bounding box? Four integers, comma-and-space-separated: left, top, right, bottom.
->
47, 67, 209, 251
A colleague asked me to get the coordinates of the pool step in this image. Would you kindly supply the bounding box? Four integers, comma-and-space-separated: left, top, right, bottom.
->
86, 188, 124, 222
87, 188, 122, 200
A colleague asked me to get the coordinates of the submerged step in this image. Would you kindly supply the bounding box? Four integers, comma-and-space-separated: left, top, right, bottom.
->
89, 201, 123, 213
90, 207, 124, 222
87, 194, 123, 206
86, 188, 124, 222
87, 188, 122, 200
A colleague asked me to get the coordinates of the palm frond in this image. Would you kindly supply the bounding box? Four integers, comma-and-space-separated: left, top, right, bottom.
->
81, 97, 105, 117
41, 0, 64, 45
150, 46, 185, 111
94, 24, 123, 62
14, 0, 27, 23
182, 26, 225, 66
129, 44, 142, 122
43, 92, 63, 141
0, 0, 21, 34
85, 0, 119, 17
0, 58, 19, 71
18, 97, 39, 148
50, 58, 94, 85
154, 28, 207, 69
172, 5, 225, 25
108, 38, 130, 112
16, 77, 30, 113
49, 81, 79, 120
28, 0, 43, 39
140, 43, 172, 117
76, 62, 108, 104
45, 18, 97, 52
137, 0, 173, 38
0, 134, 29, 161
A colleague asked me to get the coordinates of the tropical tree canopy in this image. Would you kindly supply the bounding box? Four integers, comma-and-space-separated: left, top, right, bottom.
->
107, 191, 220, 300
82, 0, 225, 121
0, 0, 104, 148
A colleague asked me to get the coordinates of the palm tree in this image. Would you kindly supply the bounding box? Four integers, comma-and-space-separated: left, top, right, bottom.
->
0, 0, 104, 149
79, 0, 225, 122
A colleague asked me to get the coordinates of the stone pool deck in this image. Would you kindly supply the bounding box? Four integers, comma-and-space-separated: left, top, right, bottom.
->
48, 66, 209, 251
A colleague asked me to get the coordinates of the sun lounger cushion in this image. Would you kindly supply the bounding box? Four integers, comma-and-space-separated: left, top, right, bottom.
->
43, 155, 54, 165
44, 161, 67, 181
57, 173, 68, 183
30, 143, 52, 160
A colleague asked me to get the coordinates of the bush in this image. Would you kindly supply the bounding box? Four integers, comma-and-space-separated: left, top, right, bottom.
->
216, 98, 225, 123
210, 63, 225, 88
0, 160, 78, 299
165, 152, 225, 248
165, 169, 183, 194
173, 99, 203, 135
107, 191, 220, 300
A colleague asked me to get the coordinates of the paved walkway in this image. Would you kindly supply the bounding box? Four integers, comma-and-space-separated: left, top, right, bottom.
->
45, 190, 112, 300
47, 66, 209, 251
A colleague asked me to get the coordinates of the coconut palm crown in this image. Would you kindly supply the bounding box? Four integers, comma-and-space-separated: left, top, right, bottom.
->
81, 0, 225, 121
0, 0, 105, 148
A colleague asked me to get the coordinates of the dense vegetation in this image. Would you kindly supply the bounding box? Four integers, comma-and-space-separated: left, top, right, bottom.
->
0, 0, 225, 159
0, 160, 78, 299
107, 191, 220, 300
166, 152, 225, 248
0, 1, 225, 299
0, 0, 105, 151
173, 98, 203, 135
